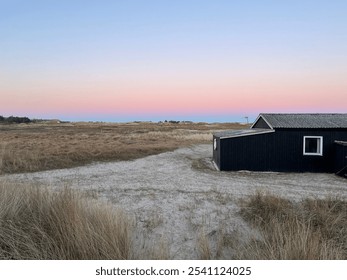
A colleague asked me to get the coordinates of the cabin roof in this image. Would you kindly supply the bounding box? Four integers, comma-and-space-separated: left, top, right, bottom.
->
214, 129, 274, 139
252, 113, 347, 129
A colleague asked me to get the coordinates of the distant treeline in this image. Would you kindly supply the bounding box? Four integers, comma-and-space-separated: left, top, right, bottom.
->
0, 115, 31, 124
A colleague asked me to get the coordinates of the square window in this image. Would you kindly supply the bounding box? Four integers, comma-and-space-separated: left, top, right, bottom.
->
303, 136, 323, 156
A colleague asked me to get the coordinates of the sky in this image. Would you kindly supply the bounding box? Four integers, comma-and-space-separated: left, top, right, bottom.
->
1, 0, 347, 123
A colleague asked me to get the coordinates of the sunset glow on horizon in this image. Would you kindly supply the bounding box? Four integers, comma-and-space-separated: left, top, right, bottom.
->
1, 1, 346, 123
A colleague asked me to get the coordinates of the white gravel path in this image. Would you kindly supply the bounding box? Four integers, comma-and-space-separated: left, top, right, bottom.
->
2, 144, 347, 259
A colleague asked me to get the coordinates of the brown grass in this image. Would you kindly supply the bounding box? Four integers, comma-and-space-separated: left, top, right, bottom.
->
0, 182, 131, 259
0, 121, 246, 174
1, 182, 346, 260
4, 122, 343, 260
196, 192, 347, 260
197, 228, 212, 260
236, 192, 347, 259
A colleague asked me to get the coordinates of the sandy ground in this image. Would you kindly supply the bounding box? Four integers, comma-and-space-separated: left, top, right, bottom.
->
1, 144, 347, 259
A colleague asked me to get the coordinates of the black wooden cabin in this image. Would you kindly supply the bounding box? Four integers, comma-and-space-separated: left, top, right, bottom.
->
213, 114, 347, 176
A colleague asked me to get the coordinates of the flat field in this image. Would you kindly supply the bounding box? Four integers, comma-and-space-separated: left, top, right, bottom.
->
1, 122, 346, 259
0, 121, 245, 174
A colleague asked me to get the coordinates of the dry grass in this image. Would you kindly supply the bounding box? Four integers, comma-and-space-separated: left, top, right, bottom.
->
0, 182, 131, 259
4, 121, 344, 260
0, 121, 246, 174
197, 228, 212, 260
236, 192, 347, 260
1, 182, 346, 260
195, 192, 347, 260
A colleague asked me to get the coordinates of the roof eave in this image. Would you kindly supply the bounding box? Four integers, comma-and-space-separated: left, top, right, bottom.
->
219, 129, 275, 139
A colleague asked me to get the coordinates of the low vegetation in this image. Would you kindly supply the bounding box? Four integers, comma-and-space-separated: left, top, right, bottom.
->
1, 182, 345, 260
235, 192, 347, 259
0, 116, 31, 124
0, 182, 131, 259
1, 121, 345, 260
0, 121, 246, 174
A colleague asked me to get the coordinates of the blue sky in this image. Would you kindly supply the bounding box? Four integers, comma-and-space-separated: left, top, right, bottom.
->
1, 0, 346, 122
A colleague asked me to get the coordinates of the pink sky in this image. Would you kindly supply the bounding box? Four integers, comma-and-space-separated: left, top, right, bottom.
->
3, 82, 346, 120
3, 66, 346, 119
1, 1, 346, 122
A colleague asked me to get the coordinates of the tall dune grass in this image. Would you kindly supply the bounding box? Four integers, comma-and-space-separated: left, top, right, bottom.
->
196, 192, 347, 260
0, 183, 131, 259
1, 183, 346, 260
237, 192, 347, 259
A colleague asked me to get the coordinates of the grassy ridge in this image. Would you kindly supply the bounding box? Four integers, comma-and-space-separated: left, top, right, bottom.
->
0, 183, 131, 259
237, 192, 347, 259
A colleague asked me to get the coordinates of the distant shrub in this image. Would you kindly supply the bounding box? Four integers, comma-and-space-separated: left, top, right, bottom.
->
0, 116, 31, 124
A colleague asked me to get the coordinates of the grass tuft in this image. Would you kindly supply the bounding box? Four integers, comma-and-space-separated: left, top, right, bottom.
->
0, 183, 131, 260
236, 191, 347, 259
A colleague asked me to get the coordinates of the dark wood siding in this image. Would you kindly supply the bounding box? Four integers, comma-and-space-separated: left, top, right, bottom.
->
273, 129, 347, 172
219, 132, 274, 171
334, 143, 347, 175
219, 128, 347, 172
212, 136, 221, 169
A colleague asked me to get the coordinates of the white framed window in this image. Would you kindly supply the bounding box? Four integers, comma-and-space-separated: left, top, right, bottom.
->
213, 138, 217, 150
303, 136, 323, 156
